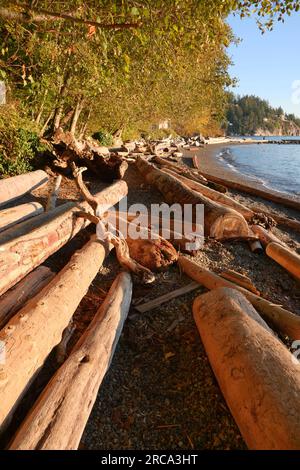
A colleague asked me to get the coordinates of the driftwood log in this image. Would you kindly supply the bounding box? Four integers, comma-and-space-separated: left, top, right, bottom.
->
178, 255, 300, 340
136, 157, 251, 241
0, 237, 110, 432
0, 202, 44, 233
0, 266, 55, 330
0, 180, 128, 296
193, 288, 300, 450
193, 155, 300, 211
153, 155, 227, 193
51, 130, 128, 182
266, 242, 300, 282
0, 170, 48, 207
162, 167, 254, 220
220, 269, 260, 295
10, 272, 132, 450
251, 225, 285, 247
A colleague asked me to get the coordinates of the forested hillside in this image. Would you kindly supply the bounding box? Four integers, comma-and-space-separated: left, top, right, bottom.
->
0, 1, 300, 175
227, 94, 300, 136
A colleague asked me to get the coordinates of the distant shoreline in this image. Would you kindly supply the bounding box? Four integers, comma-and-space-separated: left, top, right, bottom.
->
184, 143, 300, 206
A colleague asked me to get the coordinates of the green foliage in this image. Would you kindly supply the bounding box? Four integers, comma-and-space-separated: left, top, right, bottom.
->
0, 106, 47, 176
226, 94, 300, 135
92, 130, 113, 147
0, 0, 299, 151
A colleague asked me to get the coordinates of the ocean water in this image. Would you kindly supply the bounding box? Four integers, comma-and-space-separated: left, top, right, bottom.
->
218, 138, 300, 195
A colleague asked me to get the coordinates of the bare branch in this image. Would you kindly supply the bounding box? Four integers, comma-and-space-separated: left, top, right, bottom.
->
0, 6, 141, 30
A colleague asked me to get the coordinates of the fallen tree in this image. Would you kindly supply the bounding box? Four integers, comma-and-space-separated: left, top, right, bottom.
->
0, 266, 55, 330
51, 130, 128, 182
10, 272, 132, 450
0, 180, 128, 296
193, 288, 300, 450
266, 242, 300, 282
136, 157, 252, 241
0, 236, 110, 432
0, 202, 44, 234
0, 170, 49, 208
193, 155, 300, 211
178, 255, 300, 340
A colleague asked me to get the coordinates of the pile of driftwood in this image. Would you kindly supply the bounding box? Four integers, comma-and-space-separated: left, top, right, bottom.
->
1, 145, 300, 450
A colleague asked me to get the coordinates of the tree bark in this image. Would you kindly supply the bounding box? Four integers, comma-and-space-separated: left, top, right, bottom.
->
9, 271, 132, 450
193, 155, 300, 211
193, 288, 300, 450
0, 202, 44, 233
178, 255, 300, 340
0, 237, 110, 433
136, 157, 251, 240
0, 266, 55, 330
0, 171, 49, 208
266, 242, 300, 282
0, 180, 128, 296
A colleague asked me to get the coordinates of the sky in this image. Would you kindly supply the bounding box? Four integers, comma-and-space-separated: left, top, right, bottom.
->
227, 13, 300, 117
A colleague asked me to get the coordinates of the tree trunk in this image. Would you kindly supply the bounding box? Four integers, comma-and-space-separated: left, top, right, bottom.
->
70, 98, 84, 136
0, 180, 128, 296
0, 237, 110, 432
266, 242, 300, 282
78, 109, 91, 140
193, 155, 300, 211
0, 202, 44, 233
0, 266, 55, 329
178, 255, 300, 340
9, 272, 132, 450
136, 157, 251, 240
0, 171, 49, 208
162, 168, 254, 220
193, 287, 300, 450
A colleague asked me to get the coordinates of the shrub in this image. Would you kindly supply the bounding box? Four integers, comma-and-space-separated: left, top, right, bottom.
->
0, 106, 48, 177
92, 130, 113, 147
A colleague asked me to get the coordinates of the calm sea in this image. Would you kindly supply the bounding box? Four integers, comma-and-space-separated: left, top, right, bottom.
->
218, 137, 300, 195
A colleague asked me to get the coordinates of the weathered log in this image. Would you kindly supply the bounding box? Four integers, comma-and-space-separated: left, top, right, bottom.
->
251, 225, 285, 248
193, 288, 300, 450
193, 155, 300, 211
153, 155, 208, 185
251, 207, 300, 234
0, 266, 55, 330
136, 157, 251, 241
10, 271, 132, 450
162, 167, 254, 220
0, 202, 44, 233
220, 269, 260, 295
136, 281, 200, 314
178, 255, 300, 339
153, 155, 227, 193
0, 170, 49, 207
0, 180, 128, 296
266, 242, 300, 282
107, 211, 198, 257
0, 236, 110, 432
